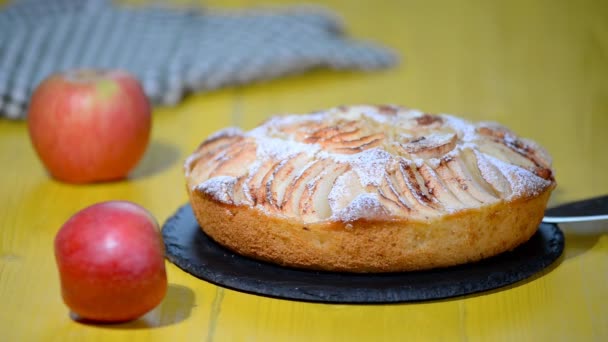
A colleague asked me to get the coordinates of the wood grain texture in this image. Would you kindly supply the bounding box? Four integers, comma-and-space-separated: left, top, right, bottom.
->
1, 0, 607, 341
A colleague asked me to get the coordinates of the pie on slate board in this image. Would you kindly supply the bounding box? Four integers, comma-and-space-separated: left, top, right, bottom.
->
183, 105, 556, 273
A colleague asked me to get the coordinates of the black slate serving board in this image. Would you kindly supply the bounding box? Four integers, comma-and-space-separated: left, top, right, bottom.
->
162, 204, 564, 304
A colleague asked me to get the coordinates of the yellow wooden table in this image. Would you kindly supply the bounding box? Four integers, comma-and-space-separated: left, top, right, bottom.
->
1, 0, 607, 340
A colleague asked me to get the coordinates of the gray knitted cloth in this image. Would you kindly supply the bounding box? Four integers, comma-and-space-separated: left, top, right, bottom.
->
0, 0, 397, 119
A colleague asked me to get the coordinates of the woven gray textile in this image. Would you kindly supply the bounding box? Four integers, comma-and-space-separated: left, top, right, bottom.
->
0, 0, 397, 119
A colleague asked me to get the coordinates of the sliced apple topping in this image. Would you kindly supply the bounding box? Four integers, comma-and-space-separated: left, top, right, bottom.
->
445, 150, 498, 204
188, 105, 554, 223
327, 170, 366, 214
297, 119, 386, 154
245, 160, 278, 206
299, 163, 350, 221
473, 150, 512, 197
303, 120, 360, 143
476, 124, 509, 140
184, 134, 243, 179
208, 140, 257, 178
231, 175, 254, 206
483, 154, 552, 199
414, 114, 444, 126
477, 139, 537, 170
476, 125, 553, 181
398, 132, 457, 159
431, 156, 482, 207
282, 159, 333, 217
265, 153, 312, 211
195, 176, 238, 204
278, 120, 324, 141
326, 126, 363, 142
187, 131, 244, 173
517, 137, 553, 169
389, 159, 439, 217
377, 172, 410, 214
330, 193, 390, 222
416, 162, 464, 210
326, 133, 385, 153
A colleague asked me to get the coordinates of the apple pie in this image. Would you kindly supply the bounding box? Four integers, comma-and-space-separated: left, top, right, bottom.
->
184, 105, 555, 272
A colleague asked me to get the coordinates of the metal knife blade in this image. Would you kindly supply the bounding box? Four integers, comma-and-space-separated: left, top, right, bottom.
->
542, 194, 608, 224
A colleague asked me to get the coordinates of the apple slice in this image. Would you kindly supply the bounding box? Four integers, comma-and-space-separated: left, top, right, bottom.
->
327, 170, 366, 215
331, 139, 385, 155
399, 132, 457, 159
330, 192, 390, 222
327, 127, 362, 143
230, 175, 254, 206
383, 159, 438, 218
377, 178, 409, 215
445, 154, 498, 204
325, 132, 384, 150
473, 150, 512, 197
186, 139, 246, 191
299, 163, 350, 221
376, 161, 415, 215
282, 159, 332, 217
186, 131, 244, 173
245, 160, 278, 206
432, 156, 482, 207
477, 140, 536, 170
193, 148, 235, 181
460, 148, 503, 198
265, 153, 312, 211
208, 140, 257, 178
184, 134, 243, 177
281, 121, 324, 141
374, 159, 409, 211
416, 162, 464, 210
304, 120, 360, 143
414, 114, 444, 127
258, 154, 310, 212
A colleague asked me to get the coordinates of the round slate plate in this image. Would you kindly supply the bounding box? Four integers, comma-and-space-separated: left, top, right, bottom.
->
162, 204, 564, 304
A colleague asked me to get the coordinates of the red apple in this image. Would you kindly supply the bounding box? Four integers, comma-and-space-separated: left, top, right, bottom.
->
27, 69, 151, 183
54, 201, 167, 322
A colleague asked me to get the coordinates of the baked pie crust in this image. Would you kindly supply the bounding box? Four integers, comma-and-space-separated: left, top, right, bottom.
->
184, 105, 555, 272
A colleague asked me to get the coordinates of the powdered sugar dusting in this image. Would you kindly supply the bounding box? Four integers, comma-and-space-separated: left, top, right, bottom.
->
324, 148, 392, 186
196, 176, 238, 204
254, 136, 319, 160
414, 158, 425, 168
328, 170, 361, 213
441, 114, 477, 142
474, 151, 512, 196
426, 158, 441, 168
483, 154, 551, 198
330, 193, 389, 222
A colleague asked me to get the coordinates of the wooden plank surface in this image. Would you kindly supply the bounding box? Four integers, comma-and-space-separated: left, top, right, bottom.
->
1, 0, 607, 341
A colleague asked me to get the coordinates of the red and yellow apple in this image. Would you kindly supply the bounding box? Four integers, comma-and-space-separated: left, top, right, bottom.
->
27, 69, 151, 183
54, 201, 167, 322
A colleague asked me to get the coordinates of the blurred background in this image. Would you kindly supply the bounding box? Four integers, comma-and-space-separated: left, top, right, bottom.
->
1, 0, 607, 202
